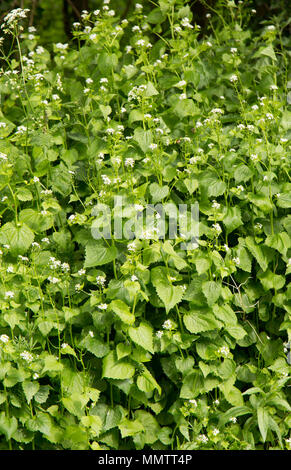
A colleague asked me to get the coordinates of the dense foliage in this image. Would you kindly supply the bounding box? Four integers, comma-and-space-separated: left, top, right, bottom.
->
0, 0, 290, 450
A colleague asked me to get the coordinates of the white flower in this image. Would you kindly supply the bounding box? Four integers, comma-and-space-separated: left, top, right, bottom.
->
55, 43, 68, 50
135, 3, 143, 9
189, 399, 197, 406
230, 47, 237, 53
214, 399, 220, 405
0, 122, 7, 128
33, 373, 39, 380
125, 158, 135, 168
212, 428, 220, 436
78, 269, 86, 276
127, 241, 137, 252
229, 417, 237, 423
48, 276, 61, 284
163, 319, 173, 330
89, 330, 94, 337
4, 291, 14, 299
101, 174, 111, 185
20, 351, 33, 363
218, 346, 230, 357
98, 303, 108, 310
212, 223, 222, 234
96, 275, 106, 287
197, 434, 208, 443
131, 275, 138, 281
230, 74, 238, 83
149, 143, 157, 150
136, 39, 146, 47
233, 257, 240, 265
211, 108, 223, 114
212, 200, 220, 209
176, 79, 187, 87
16, 125, 27, 134
61, 343, 69, 349
156, 330, 163, 338
61, 262, 70, 272
181, 17, 193, 28
0, 334, 9, 344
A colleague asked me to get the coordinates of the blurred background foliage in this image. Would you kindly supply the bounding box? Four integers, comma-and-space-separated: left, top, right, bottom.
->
0, 0, 290, 47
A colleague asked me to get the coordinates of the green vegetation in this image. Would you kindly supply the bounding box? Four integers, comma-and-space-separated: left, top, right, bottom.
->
0, 0, 290, 450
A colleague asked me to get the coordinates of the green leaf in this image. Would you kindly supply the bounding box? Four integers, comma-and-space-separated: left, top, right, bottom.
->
149, 182, 169, 203
42, 354, 64, 373
245, 236, 268, 271
223, 206, 243, 234
219, 380, 244, 406
234, 164, 253, 183
133, 128, 153, 153
276, 192, 291, 208
258, 270, 285, 290
118, 418, 144, 438
180, 370, 204, 399
0, 413, 18, 440
183, 309, 222, 334
62, 392, 88, 417
173, 99, 199, 118
0, 222, 34, 255
79, 336, 109, 358
22, 381, 40, 404
151, 267, 184, 312
102, 351, 135, 380
128, 322, 154, 354
84, 241, 117, 267
202, 281, 221, 306
255, 45, 277, 61
80, 415, 102, 436
144, 81, 159, 97
257, 407, 269, 442
162, 240, 187, 270
213, 304, 237, 326
265, 232, 291, 257
137, 366, 161, 394
134, 411, 160, 445
248, 193, 273, 213
184, 178, 198, 195
116, 343, 131, 361
219, 406, 252, 426
16, 187, 33, 201
110, 299, 135, 325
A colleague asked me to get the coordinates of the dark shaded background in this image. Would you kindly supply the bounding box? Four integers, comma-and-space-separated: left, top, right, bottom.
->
0, 0, 290, 45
